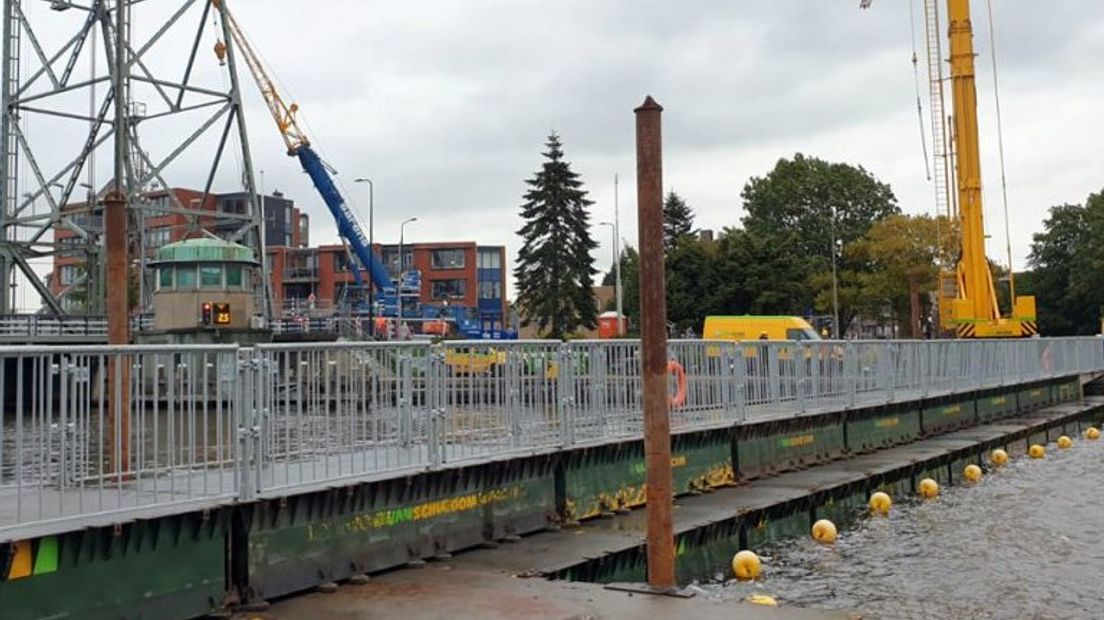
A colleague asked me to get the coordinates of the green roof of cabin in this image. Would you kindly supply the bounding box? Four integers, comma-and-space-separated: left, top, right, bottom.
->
152, 237, 257, 264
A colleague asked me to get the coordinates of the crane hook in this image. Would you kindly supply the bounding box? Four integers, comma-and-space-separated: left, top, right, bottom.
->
214, 40, 227, 65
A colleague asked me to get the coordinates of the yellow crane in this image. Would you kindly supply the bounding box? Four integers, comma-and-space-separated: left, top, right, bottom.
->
865, 0, 1037, 338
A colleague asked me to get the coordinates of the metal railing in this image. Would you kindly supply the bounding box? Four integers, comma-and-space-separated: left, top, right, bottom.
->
0, 345, 240, 535
278, 297, 335, 318
1, 336, 1102, 537
0, 315, 108, 341
248, 341, 431, 495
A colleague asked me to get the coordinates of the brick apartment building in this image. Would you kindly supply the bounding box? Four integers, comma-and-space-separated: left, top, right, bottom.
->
52, 187, 308, 308
266, 242, 508, 334
51, 187, 508, 333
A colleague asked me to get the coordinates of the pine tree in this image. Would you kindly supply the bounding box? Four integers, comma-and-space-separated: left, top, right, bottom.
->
663, 191, 695, 253
514, 133, 599, 338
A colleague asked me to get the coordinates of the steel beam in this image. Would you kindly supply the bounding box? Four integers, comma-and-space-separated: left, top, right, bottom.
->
0, 0, 269, 317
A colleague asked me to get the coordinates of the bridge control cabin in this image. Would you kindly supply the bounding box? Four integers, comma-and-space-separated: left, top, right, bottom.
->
140, 237, 272, 345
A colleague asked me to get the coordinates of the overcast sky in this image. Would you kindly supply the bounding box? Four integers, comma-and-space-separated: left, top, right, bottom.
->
15, 1, 1104, 305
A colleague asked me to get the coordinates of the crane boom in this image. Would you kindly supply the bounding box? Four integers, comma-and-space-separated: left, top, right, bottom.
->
217, 1, 308, 155
947, 0, 994, 323
943, 0, 1035, 337
863, 0, 1037, 337
214, 0, 392, 293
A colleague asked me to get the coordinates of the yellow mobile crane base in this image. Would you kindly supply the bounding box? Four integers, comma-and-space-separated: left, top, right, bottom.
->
866, 0, 1037, 337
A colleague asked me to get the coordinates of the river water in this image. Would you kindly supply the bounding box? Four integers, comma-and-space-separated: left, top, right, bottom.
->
703, 439, 1104, 619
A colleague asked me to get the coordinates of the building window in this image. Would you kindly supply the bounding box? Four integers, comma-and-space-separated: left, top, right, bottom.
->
226, 265, 243, 288
334, 252, 354, 272
478, 249, 501, 270
431, 249, 465, 270
59, 265, 80, 285
200, 265, 223, 289
176, 266, 197, 289
148, 226, 171, 248
151, 195, 171, 214
381, 248, 413, 277
159, 268, 173, 290
298, 214, 309, 247
431, 279, 467, 300
479, 280, 501, 299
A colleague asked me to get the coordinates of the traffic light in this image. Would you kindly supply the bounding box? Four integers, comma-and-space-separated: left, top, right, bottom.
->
201, 302, 213, 326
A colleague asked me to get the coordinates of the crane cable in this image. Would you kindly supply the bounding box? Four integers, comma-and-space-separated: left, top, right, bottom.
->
908, 0, 932, 181
909, 0, 950, 274
213, 5, 364, 228
986, 0, 1015, 302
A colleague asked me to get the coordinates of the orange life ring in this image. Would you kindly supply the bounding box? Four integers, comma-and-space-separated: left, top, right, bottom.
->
668, 359, 688, 409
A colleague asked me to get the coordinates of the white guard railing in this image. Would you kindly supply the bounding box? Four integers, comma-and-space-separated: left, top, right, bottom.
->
0, 337, 1102, 536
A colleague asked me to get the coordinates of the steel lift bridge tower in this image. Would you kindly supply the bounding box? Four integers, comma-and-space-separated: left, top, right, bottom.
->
0, 0, 268, 320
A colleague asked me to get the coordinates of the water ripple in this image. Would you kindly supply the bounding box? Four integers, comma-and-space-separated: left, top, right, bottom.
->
703, 439, 1104, 619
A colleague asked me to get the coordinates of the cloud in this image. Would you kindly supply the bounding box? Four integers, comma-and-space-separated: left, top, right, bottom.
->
10, 0, 1104, 307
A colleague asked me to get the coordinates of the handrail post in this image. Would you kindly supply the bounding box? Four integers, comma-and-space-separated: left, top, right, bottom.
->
557, 343, 575, 447
846, 342, 857, 408
884, 341, 896, 403
424, 346, 443, 469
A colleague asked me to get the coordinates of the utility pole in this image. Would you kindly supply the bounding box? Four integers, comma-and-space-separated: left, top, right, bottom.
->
105, 0, 131, 474
354, 176, 375, 331
614, 173, 624, 335
634, 95, 675, 590
398, 216, 417, 324
830, 206, 841, 339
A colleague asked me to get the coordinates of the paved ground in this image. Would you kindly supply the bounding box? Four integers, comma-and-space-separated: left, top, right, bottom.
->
252, 564, 851, 620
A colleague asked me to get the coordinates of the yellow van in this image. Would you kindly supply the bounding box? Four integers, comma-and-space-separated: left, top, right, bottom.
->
702, 316, 821, 342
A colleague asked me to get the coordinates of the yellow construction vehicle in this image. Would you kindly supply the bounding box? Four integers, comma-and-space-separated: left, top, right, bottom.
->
866, 0, 1038, 337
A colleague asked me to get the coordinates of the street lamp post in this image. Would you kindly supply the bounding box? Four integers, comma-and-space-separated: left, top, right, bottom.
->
600, 221, 622, 336
353, 177, 374, 328
830, 206, 841, 340
398, 217, 417, 321
613, 173, 623, 335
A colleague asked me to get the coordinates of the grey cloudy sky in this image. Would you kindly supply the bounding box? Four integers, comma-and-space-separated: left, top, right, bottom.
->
16, 1, 1104, 305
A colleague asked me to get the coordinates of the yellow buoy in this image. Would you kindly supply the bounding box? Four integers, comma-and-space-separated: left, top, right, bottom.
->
990, 448, 1009, 466
1057, 436, 1073, 449
918, 477, 939, 499
1029, 444, 1046, 459
963, 464, 982, 483
869, 491, 892, 516
811, 519, 838, 544
731, 550, 761, 581
1086, 427, 1100, 440
746, 594, 778, 607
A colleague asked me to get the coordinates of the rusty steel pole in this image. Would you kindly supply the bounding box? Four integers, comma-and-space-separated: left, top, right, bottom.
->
106, 0, 131, 474
634, 95, 675, 589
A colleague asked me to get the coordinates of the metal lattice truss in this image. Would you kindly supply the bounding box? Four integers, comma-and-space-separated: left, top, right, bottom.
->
0, 0, 267, 314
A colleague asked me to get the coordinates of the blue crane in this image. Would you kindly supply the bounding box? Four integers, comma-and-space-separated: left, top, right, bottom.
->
215, 2, 514, 339
296, 147, 392, 293
218, 3, 391, 297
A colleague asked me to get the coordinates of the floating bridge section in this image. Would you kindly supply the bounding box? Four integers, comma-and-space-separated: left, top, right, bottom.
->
0, 337, 1102, 618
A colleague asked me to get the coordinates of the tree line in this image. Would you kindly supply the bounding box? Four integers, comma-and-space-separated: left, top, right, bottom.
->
514, 132, 1099, 339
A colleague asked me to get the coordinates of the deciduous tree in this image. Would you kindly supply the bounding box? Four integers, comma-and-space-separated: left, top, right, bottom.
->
1026, 192, 1104, 335
741, 153, 900, 334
